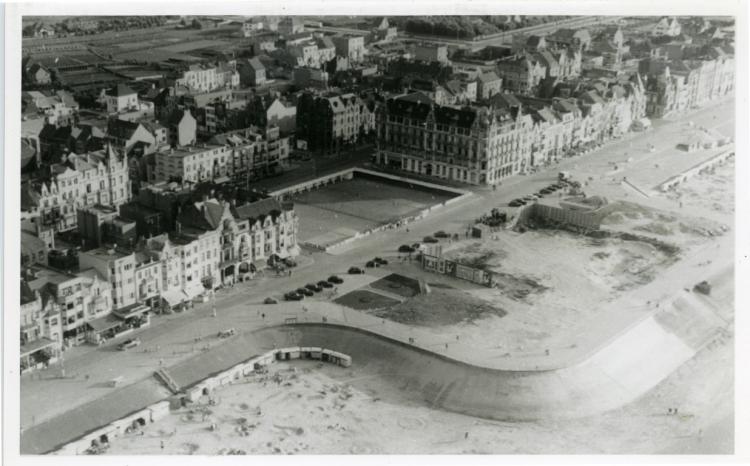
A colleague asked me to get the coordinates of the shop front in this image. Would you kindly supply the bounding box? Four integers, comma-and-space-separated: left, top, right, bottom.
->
20, 338, 59, 373
85, 314, 130, 345
113, 303, 151, 330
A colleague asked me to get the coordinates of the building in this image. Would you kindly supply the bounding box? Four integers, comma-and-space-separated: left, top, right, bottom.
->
278, 17, 304, 36
332, 35, 367, 63
25, 265, 112, 347
413, 44, 449, 64
26, 63, 52, 86
174, 63, 240, 93
106, 119, 158, 156
77, 204, 137, 249
30, 145, 131, 232
238, 57, 267, 87
105, 84, 139, 114
38, 123, 106, 162
545, 28, 592, 52
376, 94, 534, 185
292, 67, 330, 89
165, 109, 198, 148
477, 71, 503, 100
296, 92, 376, 153
265, 98, 297, 135
654, 17, 682, 37
154, 144, 234, 183
79, 247, 139, 311
209, 126, 290, 181
496, 54, 546, 94
20, 280, 62, 372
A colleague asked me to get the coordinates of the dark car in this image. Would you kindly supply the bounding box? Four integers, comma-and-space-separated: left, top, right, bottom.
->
318, 280, 333, 288
305, 283, 322, 293
422, 236, 439, 243
284, 291, 303, 301
374, 257, 389, 265
283, 257, 297, 267
536, 191, 546, 197
264, 297, 278, 304
365, 260, 377, 268
328, 275, 344, 284
297, 287, 314, 297
348, 266, 364, 274
509, 198, 526, 207
117, 338, 141, 351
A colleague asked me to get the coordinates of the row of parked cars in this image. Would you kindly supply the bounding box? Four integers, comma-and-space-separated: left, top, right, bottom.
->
508, 181, 569, 207
283, 275, 344, 301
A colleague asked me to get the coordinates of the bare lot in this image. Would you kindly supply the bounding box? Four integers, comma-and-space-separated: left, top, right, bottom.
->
294, 177, 457, 247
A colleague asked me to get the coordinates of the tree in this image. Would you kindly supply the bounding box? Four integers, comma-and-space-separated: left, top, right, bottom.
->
191, 19, 203, 30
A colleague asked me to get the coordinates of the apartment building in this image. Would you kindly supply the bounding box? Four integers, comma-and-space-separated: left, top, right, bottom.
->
20, 280, 62, 372
296, 91, 376, 153
332, 35, 367, 63
175, 63, 240, 93
376, 94, 534, 185
31, 145, 131, 232
154, 144, 233, 183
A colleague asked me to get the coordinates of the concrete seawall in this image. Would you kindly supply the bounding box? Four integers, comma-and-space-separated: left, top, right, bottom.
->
256, 316, 695, 421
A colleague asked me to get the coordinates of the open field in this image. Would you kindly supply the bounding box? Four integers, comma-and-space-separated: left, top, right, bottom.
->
293, 176, 457, 246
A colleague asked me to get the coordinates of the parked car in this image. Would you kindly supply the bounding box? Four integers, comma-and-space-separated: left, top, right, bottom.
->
305, 283, 322, 293
433, 231, 450, 238
348, 266, 364, 274
365, 260, 377, 268
283, 257, 297, 267
117, 338, 141, 351
374, 257, 388, 265
509, 198, 526, 207
318, 280, 333, 288
423, 236, 439, 243
284, 291, 303, 301
536, 191, 546, 197
218, 328, 236, 338
264, 297, 278, 304
523, 195, 537, 202
297, 287, 314, 297
328, 275, 344, 284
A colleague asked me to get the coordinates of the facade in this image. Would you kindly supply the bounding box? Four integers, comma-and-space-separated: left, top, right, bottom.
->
31, 146, 131, 232
296, 92, 376, 153
238, 57, 267, 87
332, 35, 367, 63
477, 71, 503, 100
79, 247, 139, 310
175, 63, 240, 93
413, 44, 449, 64
265, 98, 297, 135
376, 95, 534, 185
154, 144, 233, 183
26, 266, 112, 347
654, 17, 682, 37
105, 84, 139, 114
496, 54, 546, 94
20, 281, 62, 372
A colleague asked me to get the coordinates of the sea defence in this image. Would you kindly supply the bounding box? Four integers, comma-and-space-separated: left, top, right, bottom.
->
260, 317, 697, 420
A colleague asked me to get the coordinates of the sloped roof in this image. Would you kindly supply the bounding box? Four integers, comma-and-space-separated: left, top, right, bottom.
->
230, 197, 282, 223
434, 105, 476, 129
478, 71, 500, 83
387, 96, 432, 120
106, 84, 136, 98
107, 119, 141, 140
247, 57, 265, 71
179, 199, 225, 231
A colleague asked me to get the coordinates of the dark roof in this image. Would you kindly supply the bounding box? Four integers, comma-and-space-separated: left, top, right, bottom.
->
21, 280, 37, 305
230, 198, 283, 223
247, 57, 265, 71
106, 119, 141, 140
433, 106, 476, 129
316, 36, 335, 49
386, 97, 432, 121
547, 28, 576, 42
179, 199, 225, 231
105, 84, 136, 97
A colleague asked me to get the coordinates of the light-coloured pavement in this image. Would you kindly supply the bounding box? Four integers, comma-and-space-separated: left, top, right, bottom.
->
20, 98, 735, 437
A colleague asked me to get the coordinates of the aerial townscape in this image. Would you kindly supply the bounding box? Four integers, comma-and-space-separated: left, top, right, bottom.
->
17, 13, 735, 456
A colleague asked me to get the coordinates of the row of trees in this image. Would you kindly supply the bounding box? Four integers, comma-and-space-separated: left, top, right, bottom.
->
395, 16, 573, 40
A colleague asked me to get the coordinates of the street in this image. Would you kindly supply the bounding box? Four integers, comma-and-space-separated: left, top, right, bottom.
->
20, 97, 735, 433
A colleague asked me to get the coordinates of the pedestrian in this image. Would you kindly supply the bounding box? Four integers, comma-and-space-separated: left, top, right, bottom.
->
159, 359, 164, 367
161, 440, 165, 450
261, 313, 266, 320
465, 431, 469, 440
445, 343, 448, 350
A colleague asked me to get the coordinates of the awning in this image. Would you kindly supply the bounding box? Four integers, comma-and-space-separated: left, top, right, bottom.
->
161, 290, 183, 307
183, 283, 204, 301
21, 338, 56, 357
113, 303, 150, 319
86, 314, 123, 333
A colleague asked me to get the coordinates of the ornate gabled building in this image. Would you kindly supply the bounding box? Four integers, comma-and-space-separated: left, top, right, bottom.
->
376, 93, 534, 185
29, 144, 131, 232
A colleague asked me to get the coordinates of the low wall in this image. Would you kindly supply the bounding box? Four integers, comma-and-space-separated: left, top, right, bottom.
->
658, 147, 734, 192
51, 347, 352, 455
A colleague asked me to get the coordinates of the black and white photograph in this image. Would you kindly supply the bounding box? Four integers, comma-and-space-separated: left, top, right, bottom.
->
2, 0, 748, 462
